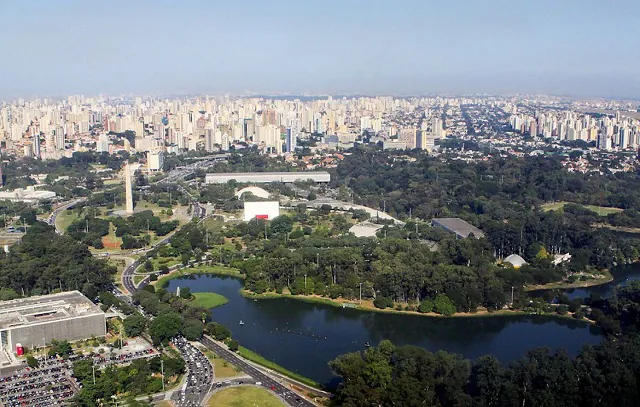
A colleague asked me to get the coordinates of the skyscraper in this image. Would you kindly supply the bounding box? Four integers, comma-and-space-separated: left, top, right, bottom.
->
33, 134, 41, 159
285, 128, 296, 153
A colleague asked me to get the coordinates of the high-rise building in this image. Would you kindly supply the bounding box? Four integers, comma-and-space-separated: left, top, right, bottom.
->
285, 128, 296, 153
54, 126, 65, 150
33, 134, 41, 159
97, 134, 110, 153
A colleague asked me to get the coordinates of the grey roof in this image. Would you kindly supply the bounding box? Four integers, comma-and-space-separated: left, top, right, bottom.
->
206, 171, 329, 177
0, 291, 103, 330
431, 218, 485, 238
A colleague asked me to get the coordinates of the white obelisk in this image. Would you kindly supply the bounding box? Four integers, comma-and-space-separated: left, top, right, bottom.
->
125, 163, 134, 215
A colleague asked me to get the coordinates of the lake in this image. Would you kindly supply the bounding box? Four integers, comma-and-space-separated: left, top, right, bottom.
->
166, 275, 602, 388
529, 263, 640, 300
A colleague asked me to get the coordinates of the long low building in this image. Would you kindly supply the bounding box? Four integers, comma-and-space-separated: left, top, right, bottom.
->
205, 171, 330, 184
0, 291, 106, 355
431, 217, 485, 239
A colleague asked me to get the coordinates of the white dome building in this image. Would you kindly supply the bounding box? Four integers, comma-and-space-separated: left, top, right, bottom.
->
503, 254, 528, 269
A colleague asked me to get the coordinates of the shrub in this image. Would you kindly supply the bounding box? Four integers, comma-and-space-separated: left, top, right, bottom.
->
373, 297, 393, 309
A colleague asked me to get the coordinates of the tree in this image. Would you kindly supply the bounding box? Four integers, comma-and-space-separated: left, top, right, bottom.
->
123, 314, 146, 337
418, 299, 434, 313
48, 340, 72, 357
228, 339, 239, 352
26, 355, 38, 368
206, 322, 231, 341
373, 297, 393, 309
434, 294, 456, 316
270, 215, 293, 235
182, 318, 203, 341
149, 312, 184, 345
179, 287, 191, 299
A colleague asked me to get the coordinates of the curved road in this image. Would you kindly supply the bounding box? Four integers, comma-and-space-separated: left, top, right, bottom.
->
200, 336, 315, 407
47, 197, 87, 233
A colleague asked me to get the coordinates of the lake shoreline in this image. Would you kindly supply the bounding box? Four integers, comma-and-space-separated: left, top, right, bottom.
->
524, 273, 614, 292
239, 289, 592, 323
155, 266, 592, 323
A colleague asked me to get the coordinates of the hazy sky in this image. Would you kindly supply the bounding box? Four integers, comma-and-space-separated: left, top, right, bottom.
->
1, 0, 639, 99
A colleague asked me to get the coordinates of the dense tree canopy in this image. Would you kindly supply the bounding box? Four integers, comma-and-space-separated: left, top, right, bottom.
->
0, 222, 115, 296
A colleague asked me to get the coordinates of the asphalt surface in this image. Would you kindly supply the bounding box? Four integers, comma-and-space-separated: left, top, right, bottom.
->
46, 198, 87, 233
0, 350, 157, 407
200, 336, 315, 407
171, 336, 214, 407
121, 163, 207, 295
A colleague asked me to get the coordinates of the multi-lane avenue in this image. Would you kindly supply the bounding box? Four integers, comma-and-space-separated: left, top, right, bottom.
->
200, 336, 316, 407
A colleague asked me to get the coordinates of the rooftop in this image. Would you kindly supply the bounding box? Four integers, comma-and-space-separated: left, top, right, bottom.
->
206, 171, 329, 177
0, 291, 103, 330
432, 217, 485, 238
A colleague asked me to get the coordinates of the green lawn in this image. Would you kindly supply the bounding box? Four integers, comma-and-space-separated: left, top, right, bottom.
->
187, 292, 228, 308
541, 201, 623, 216
238, 346, 320, 388
207, 386, 284, 407
55, 210, 79, 233
151, 256, 182, 270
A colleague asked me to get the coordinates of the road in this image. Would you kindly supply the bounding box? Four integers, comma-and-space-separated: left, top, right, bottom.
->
171, 336, 214, 407
200, 336, 315, 407
69, 157, 318, 407
46, 198, 87, 234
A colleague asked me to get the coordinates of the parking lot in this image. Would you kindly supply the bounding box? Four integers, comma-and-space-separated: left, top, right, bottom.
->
0, 349, 157, 407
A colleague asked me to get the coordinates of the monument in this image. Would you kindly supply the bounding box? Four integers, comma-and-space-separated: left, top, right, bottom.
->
124, 163, 134, 215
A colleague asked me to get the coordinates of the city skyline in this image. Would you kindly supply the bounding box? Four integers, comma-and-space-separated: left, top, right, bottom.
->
1, 0, 640, 99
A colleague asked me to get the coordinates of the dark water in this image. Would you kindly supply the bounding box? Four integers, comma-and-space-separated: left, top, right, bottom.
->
529, 263, 640, 300
166, 275, 602, 388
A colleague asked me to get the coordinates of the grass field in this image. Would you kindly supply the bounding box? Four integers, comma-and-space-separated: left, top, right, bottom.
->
238, 346, 320, 388
541, 201, 623, 216
55, 210, 79, 233
207, 387, 284, 407
212, 354, 242, 379
151, 255, 182, 270
188, 292, 229, 309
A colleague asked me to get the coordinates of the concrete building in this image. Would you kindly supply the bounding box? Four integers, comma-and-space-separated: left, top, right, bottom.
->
0, 187, 56, 203
0, 291, 106, 355
349, 222, 383, 238
124, 163, 134, 214
235, 186, 270, 199
205, 171, 330, 184
431, 217, 484, 239
243, 201, 280, 221
147, 151, 164, 172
